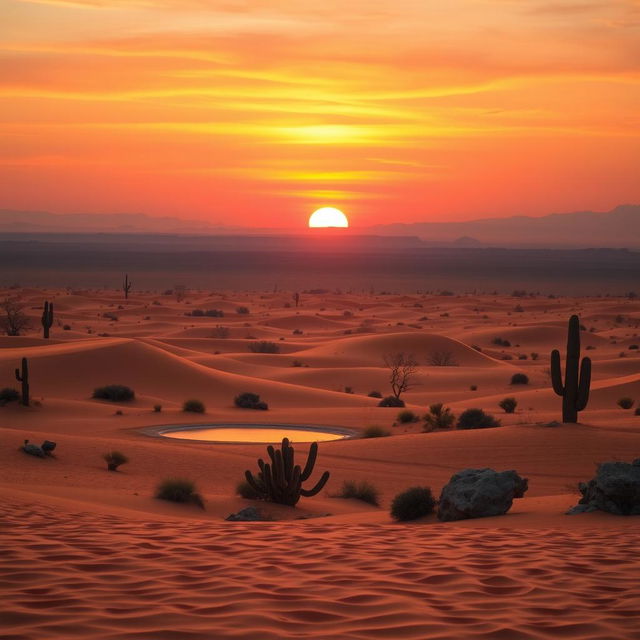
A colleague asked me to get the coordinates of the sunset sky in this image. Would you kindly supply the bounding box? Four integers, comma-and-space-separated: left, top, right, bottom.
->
1, 0, 639, 228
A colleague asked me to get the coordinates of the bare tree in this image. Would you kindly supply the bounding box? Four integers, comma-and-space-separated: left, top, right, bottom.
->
0, 298, 30, 336
383, 352, 418, 399
427, 350, 458, 366
174, 284, 187, 302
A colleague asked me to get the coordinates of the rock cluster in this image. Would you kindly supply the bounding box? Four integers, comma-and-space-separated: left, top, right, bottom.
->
568, 460, 640, 515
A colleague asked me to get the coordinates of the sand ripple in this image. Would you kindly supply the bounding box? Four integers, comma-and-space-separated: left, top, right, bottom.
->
2, 500, 639, 640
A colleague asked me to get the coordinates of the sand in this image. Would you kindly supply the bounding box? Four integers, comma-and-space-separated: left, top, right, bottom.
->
1, 287, 639, 639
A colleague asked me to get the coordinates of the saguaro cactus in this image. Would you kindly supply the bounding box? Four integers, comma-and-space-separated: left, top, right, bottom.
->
41, 300, 54, 339
551, 315, 591, 423
123, 274, 132, 299
15, 357, 30, 407
293, 292, 300, 308
245, 437, 330, 506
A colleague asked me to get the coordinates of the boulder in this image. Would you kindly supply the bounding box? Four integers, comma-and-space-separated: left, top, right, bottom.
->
437, 468, 528, 522
568, 459, 640, 515
225, 507, 265, 521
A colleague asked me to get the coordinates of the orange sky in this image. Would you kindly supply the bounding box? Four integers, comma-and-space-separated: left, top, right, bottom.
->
1, 0, 639, 228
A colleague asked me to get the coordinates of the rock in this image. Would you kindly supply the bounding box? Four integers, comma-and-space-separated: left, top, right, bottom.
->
568, 460, 640, 515
225, 507, 265, 521
41, 440, 57, 455
22, 440, 45, 458
437, 468, 528, 522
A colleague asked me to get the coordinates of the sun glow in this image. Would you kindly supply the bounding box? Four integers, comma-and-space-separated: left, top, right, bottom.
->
308, 207, 349, 228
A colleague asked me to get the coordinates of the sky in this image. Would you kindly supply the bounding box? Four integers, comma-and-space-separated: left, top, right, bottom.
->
1, 0, 639, 229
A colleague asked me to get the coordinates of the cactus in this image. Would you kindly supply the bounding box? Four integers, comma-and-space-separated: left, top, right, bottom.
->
15, 357, 30, 407
245, 437, 330, 506
123, 273, 132, 299
41, 300, 54, 339
293, 292, 300, 308
551, 315, 591, 423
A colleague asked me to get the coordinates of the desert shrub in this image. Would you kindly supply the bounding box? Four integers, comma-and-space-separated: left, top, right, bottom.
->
183, 399, 206, 413
510, 373, 529, 385
237, 479, 263, 500
236, 306, 250, 315
362, 425, 391, 438
470, 384, 478, 391
390, 487, 436, 521
344, 386, 354, 394
368, 390, 383, 398
248, 341, 280, 354
457, 408, 501, 430
292, 329, 303, 335
518, 354, 528, 360
423, 403, 455, 430
63, 324, 71, 330
93, 385, 135, 402
103, 451, 129, 471
617, 397, 634, 410
397, 409, 418, 423
337, 480, 380, 506
153, 404, 162, 413
513, 305, 524, 313
427, 351, 458, 366
531, 352, 539, 360
378, 395, 405, 408
499, 397, 518, 414
191, 309, 224, 317
0, 387, 20, 405
155, 478, 204, 508
235, 392, 268, 410
291, 360, 303, 367
492, 337, 511, 347
629, 344, 639, 350
102, 312, 118, 321
211, 325, 230, 338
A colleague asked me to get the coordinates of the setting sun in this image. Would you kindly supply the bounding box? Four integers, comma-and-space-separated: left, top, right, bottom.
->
308, 207, 349, 228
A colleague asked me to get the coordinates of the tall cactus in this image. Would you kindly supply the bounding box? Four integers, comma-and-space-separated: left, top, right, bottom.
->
245, 437, 330, 506
551, 315, 591, 423
123, 274, 132, 299
41, 300, 54, 339
15, 357, 30, 407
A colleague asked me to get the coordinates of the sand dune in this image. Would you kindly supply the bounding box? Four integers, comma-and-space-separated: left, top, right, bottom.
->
2, 288, 640, 640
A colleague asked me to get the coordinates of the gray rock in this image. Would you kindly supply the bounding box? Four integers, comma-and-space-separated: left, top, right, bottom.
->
22, 440, 45, 458
437, 468, 528, 522
225, 507, 265, 521
569, 460, 640, 515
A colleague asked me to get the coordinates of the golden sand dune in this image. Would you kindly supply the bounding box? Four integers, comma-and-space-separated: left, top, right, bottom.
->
2, 288, 640, 640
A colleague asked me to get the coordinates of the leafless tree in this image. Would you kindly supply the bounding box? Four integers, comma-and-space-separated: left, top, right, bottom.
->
0, 298, 30, 336
383, 352, 418, 399
174, 284, 187, 302
427, 350, 458, 366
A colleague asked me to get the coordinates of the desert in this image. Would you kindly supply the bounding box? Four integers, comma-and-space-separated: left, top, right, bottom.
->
1, 285, 639, 640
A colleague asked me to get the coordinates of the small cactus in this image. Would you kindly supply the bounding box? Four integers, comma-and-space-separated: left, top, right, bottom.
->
41, 300, 54, 339
245, 437, 330, 506
15, 357, 29, 407
123, 274, 132, 299
293, 292, 300, 308
551, 315, 591, 423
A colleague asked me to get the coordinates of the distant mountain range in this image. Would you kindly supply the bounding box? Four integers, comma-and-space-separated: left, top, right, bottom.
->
0, 204, 638, 248
367, 205, 640, 248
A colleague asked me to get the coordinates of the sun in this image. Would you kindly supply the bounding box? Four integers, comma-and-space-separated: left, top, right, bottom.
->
308, 207, 349, 228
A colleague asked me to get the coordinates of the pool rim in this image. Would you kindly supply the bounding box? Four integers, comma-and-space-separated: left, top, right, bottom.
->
140, 422, 358, 444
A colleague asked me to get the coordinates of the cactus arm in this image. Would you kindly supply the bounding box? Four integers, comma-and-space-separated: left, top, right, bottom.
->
245, 470, 266, 496
550, 349, 564, 396
576, 357, 591, 411
15, 368, 21, 382
300, 442, 318, 481
300, 471, 330, 497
